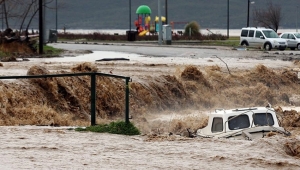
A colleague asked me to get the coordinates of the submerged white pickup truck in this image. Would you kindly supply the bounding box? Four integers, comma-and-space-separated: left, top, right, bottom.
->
196, 106, 290, 140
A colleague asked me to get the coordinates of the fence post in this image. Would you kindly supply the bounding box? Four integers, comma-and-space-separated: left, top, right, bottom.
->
125, 77, 130, 123
91, 73, 96, 126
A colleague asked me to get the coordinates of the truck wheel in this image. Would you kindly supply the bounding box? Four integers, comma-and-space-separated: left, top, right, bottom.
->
241, 41, 248, 46
264, 43, 272, 51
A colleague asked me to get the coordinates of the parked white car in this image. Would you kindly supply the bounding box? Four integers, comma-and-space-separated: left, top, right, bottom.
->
240, 27, 287, 51
279, 32, 300, 50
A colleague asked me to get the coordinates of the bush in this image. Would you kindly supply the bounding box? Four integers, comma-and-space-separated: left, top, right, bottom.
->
75, 121, 140, 135
184, 21, 201, 36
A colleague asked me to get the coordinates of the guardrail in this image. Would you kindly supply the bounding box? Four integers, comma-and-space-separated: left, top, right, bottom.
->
0, 72, 131, 126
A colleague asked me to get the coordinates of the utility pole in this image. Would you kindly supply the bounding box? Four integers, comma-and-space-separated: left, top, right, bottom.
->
158, 0, 162, 45
129, 0, 131, 32
2, 4, 3, 31
55, 0, 57, 31
39, 0, 43, 54
165, 0, 168, 24
297, 6, 299, 32
227, 0, 229, 38
247, 0, 250, 27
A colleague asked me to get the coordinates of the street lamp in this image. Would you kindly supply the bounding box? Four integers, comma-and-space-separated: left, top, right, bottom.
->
165, 0, 168, 24
39, 0, 43, 54
129, 0, 131, 31
2, 4, 3, 31
55, 0, 57, 31
297, 6, 299, 32
227, 0, 229, 38
158, 0, 162, 45
247, 0, 255, 27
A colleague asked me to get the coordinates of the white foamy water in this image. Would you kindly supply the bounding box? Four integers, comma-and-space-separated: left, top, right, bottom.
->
31, 51, 142, 63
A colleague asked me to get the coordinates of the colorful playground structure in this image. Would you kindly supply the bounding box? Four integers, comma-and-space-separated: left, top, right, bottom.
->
135, 5, 166, 36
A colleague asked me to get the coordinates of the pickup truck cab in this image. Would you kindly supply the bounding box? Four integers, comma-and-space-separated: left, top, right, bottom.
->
196, 106, 290, 140
240, 27, 287, 51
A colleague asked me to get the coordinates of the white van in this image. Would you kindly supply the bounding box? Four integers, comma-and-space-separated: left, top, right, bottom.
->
240, 27, 287, 51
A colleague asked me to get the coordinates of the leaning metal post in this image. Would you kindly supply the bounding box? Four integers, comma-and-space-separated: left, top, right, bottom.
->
91, 73, 96, 126
125, 77, 130, 123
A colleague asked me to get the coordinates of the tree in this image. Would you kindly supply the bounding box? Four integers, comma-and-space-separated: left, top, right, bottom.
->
0, 0, 55, 34
252, 1, 282, 32
184, 21, 200, 36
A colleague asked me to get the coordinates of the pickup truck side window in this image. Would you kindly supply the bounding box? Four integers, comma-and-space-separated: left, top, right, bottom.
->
228, 115, 250, 130
288, 34, 295, 39
241, 30, 248, 37
249, 30, 255, 37
211, 117, 223, 133
281, 33, 288, 39
255, 31, 262, 38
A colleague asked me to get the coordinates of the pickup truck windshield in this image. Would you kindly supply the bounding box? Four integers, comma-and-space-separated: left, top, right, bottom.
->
253, 113, 274, 126
262, 30, 279, 38
294, 33, 300, 38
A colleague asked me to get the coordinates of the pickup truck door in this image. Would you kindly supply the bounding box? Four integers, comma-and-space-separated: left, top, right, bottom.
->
247, 30, 255, 46
287, 34, 297, 47
254, 31, 265, 48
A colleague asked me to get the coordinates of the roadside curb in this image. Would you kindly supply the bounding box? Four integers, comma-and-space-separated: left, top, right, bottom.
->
51, 41, 234, 50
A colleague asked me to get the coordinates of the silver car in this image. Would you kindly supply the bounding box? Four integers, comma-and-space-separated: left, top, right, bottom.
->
279, 32, 300, 50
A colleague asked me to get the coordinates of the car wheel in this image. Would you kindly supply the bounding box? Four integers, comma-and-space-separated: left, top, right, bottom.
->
264, 42, 272, 51
290, 47, 295, 50
241, 41, 248, 46
297, 44, 300, 50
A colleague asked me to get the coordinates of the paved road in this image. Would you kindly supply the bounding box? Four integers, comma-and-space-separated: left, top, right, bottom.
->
48, 42, 300, 60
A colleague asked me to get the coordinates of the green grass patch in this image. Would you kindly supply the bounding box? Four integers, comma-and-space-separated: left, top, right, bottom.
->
201, 39, 240, 47
228, 36, 240, 40
42, 45, 64, 55
0, 51, 9, 58
75, 121, 140, 136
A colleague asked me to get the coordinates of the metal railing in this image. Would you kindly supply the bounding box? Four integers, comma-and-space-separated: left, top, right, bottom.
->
0, 72, 131, 126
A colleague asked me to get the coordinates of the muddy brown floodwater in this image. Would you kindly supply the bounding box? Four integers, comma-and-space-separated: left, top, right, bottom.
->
0, 43, 300, 169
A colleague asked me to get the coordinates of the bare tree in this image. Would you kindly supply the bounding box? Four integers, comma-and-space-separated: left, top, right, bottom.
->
0, 0, 21, 29
252, 1, 282, 32
0, 0, 55, 35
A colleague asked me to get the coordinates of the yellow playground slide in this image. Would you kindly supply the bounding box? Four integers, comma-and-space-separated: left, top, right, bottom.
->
139, 30, 148, 36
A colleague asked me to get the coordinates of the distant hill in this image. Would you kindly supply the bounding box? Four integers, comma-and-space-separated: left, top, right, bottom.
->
41, 0, 299, 30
